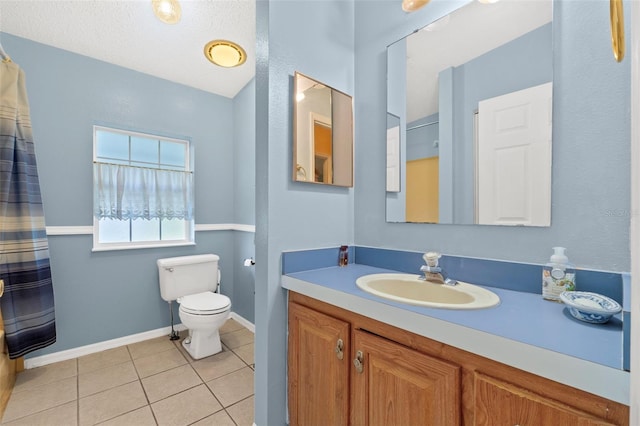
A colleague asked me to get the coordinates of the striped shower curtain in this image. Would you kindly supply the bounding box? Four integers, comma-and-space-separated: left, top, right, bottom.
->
0, 60, 56, 358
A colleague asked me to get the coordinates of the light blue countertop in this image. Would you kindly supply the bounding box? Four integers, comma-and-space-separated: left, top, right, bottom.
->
282, 263, 629, 404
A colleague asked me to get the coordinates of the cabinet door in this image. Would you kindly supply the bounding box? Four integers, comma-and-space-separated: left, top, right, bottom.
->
351, 329, 461, 426
473, 372, 617, 425
288, 302, 350, 426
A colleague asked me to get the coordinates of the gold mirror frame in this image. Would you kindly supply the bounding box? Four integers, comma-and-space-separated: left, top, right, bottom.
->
292, 72, 354, 187
610, 0, 625, 62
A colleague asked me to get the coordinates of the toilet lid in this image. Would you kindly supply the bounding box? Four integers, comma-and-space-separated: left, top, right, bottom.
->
179, 292, 231, 315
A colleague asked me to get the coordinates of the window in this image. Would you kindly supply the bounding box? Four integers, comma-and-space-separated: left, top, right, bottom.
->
93, 126, 194, 251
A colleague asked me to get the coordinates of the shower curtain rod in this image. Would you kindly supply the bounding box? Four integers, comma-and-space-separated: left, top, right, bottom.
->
407, 120, 439, 131
0, 43, 11, 62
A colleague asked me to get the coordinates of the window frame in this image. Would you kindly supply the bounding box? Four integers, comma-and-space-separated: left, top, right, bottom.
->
92, 125, 195, 252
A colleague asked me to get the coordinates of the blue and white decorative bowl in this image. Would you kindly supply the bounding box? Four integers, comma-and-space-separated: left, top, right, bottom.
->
560, 291, 622, 324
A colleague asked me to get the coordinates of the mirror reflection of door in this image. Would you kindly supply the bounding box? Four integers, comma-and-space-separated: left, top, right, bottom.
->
476, 82, 552, 226
312, 116, 333, 184
385, 0, 552, 225
293, 72, 353, 187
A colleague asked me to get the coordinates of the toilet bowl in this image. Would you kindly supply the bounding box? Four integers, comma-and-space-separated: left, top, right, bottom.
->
178, 291, 231, 359
157, 254, 232, 360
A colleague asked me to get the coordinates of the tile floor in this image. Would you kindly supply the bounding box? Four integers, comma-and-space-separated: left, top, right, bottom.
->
1, 319, 255, 426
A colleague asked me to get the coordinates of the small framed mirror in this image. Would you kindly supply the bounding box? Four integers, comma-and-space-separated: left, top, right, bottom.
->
293, 72, 354, 187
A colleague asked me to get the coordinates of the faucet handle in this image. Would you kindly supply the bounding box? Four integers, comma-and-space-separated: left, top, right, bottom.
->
423, 252, 441, 267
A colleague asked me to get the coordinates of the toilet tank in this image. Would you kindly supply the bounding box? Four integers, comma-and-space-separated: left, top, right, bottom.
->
157, 254, 219, 301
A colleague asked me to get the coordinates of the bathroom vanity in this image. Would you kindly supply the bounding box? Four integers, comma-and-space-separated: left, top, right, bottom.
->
282, 247, 630, 425
288, 291, 629, 425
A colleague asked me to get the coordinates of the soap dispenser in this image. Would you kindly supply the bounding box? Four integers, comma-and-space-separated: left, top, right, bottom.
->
338, 245, 349, 267
542, 247, 576, 302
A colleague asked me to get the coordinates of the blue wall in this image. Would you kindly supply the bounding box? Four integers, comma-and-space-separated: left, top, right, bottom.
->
354, 0, 630, 272
385, 38, 407, 222
255, 0, 355, 424
233, 79, 256, 323
1, 33, 256, 356
406, 113, 439, 161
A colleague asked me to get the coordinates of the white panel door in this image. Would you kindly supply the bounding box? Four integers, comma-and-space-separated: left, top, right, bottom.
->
477, 82, 552, 226
387, 125, 401, 192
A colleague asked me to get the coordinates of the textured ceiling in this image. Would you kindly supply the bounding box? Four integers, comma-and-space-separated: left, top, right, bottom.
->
0, 0, 256, 99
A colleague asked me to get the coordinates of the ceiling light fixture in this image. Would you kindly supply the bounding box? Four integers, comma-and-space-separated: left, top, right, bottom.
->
402, 0, 430, 12
152, 0, 182, 25
204, 40, 247, 68
478, 0, 500, 4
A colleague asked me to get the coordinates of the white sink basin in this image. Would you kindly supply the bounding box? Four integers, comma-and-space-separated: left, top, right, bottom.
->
355, 273, 500, 310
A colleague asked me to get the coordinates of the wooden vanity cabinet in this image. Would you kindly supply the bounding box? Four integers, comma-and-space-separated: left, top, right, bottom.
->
287, 292, 629, 426
351, 329, 460, 425
289, 301, 460, 426
473, 373, 617, 426
288, 301, 350, 426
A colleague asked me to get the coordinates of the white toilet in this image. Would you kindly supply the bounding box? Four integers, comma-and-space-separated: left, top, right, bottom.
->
157, 254, 231, 360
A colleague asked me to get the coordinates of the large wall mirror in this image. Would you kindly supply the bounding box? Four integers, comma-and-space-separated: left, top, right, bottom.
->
293, 72, 354, 187
386, 0, 552, 226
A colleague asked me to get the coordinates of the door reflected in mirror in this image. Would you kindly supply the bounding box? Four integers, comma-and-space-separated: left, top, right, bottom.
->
293, 72, 353, 187
386, 0, 552, 226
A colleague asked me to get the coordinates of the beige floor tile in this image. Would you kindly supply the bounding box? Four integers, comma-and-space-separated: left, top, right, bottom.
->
133, 347, 187, 378
78, 381, 147, 426
173, 331, 231, 363
172, 332, 232, 363
13, 359, 77, 394
206, 367, 254, 408
151, 384, 222, 426
98, 406, 156, 426
79, 361, 139, 398
171, 337, 192, 362
1, 401, 77, 426
78, 346, 131, 375
219, 319, 244, 335
220, 329, 254, 350
2, 376, 77, 423
128, 336, 176, 360
226, 396, 254, 426
141, 364, 202, 403
191, 350, 245, 382
190, 410, 236, 426
2, 322, 254, 426
232, 343, 254, 366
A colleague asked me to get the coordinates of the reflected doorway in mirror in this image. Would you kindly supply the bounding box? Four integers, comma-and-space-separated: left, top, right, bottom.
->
292, 72, 354, 187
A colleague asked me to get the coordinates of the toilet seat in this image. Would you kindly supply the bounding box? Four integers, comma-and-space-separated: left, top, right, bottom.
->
179, 292, 231, 315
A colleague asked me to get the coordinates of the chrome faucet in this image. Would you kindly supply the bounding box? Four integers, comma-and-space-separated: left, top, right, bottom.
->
419, 252, 457, 285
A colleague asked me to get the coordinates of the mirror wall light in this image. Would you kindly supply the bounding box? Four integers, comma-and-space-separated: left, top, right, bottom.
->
293, 72, 354, 187
386, 0, 553, 226
610, 0, 625, 62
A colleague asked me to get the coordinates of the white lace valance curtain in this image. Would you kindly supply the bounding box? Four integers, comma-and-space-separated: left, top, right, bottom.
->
93, 162, 194, 220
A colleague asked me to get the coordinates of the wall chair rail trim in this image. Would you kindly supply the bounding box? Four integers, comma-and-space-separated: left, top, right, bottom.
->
195, 223, 256, 233
45, 224, 256, 236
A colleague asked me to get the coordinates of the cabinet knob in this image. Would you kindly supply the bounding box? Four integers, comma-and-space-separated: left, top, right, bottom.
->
353, 350, 364, 374
335, 338, 344, 360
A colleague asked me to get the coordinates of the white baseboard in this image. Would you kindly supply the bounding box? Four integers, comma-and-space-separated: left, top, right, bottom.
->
24, 312, 254, 369
230, 312, 255, 333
